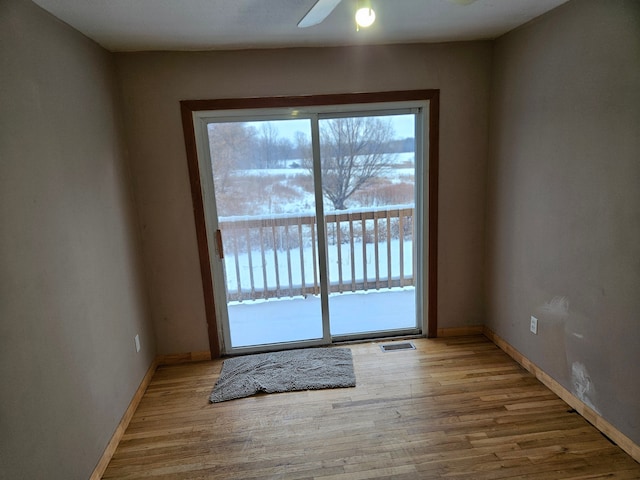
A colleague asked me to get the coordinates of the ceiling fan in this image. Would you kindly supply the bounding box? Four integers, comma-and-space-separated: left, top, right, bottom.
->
298, 0, 342, 28
298, 0, 479, 29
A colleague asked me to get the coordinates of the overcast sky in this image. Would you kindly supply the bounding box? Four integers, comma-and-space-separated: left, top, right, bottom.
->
247, 113, 415, 143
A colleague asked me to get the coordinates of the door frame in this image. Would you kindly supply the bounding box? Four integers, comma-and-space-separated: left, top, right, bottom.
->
180, 90, 440, 358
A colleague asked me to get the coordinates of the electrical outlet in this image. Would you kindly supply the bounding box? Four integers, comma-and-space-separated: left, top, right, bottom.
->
530, 316, 538, 335
134, 334, 141, 352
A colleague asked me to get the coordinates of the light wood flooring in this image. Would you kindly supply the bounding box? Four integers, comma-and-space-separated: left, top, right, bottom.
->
102, 336, 640, 479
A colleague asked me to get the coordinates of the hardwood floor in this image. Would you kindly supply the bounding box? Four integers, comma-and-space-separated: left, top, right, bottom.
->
102, 336, 640, 479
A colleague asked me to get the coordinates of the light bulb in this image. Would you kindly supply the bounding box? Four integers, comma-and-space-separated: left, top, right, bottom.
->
355, 7, 376, 28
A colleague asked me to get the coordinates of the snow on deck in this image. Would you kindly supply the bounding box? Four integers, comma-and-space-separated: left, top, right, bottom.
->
228, 287, 416, 347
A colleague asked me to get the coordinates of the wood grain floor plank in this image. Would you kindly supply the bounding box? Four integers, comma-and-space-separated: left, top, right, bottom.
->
102, 336, 640, 479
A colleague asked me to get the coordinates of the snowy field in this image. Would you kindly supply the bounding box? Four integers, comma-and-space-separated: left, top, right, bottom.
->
219, 152, 416, 217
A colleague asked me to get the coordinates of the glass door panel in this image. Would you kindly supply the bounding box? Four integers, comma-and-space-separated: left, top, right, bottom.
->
197, 105, 424, 354
206, 118, 326, 349
318, 114, 418, 337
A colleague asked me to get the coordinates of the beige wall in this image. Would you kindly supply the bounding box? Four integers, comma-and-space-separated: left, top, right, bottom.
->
4, 0, 638, 473
115, 42, 492, 354
4, 0, 638, 472
0, 1, 155, 478
486, 0, 640, 443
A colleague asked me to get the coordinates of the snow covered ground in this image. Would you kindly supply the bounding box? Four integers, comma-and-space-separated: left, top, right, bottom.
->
224, 152, 416, 216
224, 238, 414, 294
228, 287, 416, 347
222, 214, 417, 348
215, 151, 419, 348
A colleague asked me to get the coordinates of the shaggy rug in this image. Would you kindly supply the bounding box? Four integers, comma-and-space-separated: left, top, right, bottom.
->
210, 347, 356, 403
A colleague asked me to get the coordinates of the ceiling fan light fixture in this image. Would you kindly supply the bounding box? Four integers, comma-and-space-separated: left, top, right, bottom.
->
355, 6, 376, 28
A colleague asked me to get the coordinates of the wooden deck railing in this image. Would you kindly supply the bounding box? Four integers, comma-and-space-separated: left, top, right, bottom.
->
219, 206, 415, 302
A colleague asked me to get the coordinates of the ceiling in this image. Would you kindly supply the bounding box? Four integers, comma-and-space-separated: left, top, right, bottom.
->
32, 0, 570, 52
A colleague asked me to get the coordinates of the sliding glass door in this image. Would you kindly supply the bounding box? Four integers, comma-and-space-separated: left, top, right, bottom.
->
318, 114, 418, 338
203, 117, 329, 350
193, 103, 426, 354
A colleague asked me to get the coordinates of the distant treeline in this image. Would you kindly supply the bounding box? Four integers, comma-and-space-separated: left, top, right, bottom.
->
208, 120, 414, 171
259, 137, 415, 165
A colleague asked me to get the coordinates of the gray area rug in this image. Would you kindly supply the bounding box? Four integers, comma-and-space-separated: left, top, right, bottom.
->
210, 347, 356, 403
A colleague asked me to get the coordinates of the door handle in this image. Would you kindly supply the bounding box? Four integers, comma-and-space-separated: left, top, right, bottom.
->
215, 229, 224, 259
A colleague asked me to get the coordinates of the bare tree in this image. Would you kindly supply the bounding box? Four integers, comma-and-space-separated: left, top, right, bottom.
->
257, 122, 281, 169
311, 117, 396, 210
292, 130, 311, 168
208, 122, 255, 194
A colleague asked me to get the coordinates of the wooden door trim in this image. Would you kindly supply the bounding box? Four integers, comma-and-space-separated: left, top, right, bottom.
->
180, 90, 440, 357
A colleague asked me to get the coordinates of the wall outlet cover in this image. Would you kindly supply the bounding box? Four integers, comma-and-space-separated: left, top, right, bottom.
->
530, 316, 538, 334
